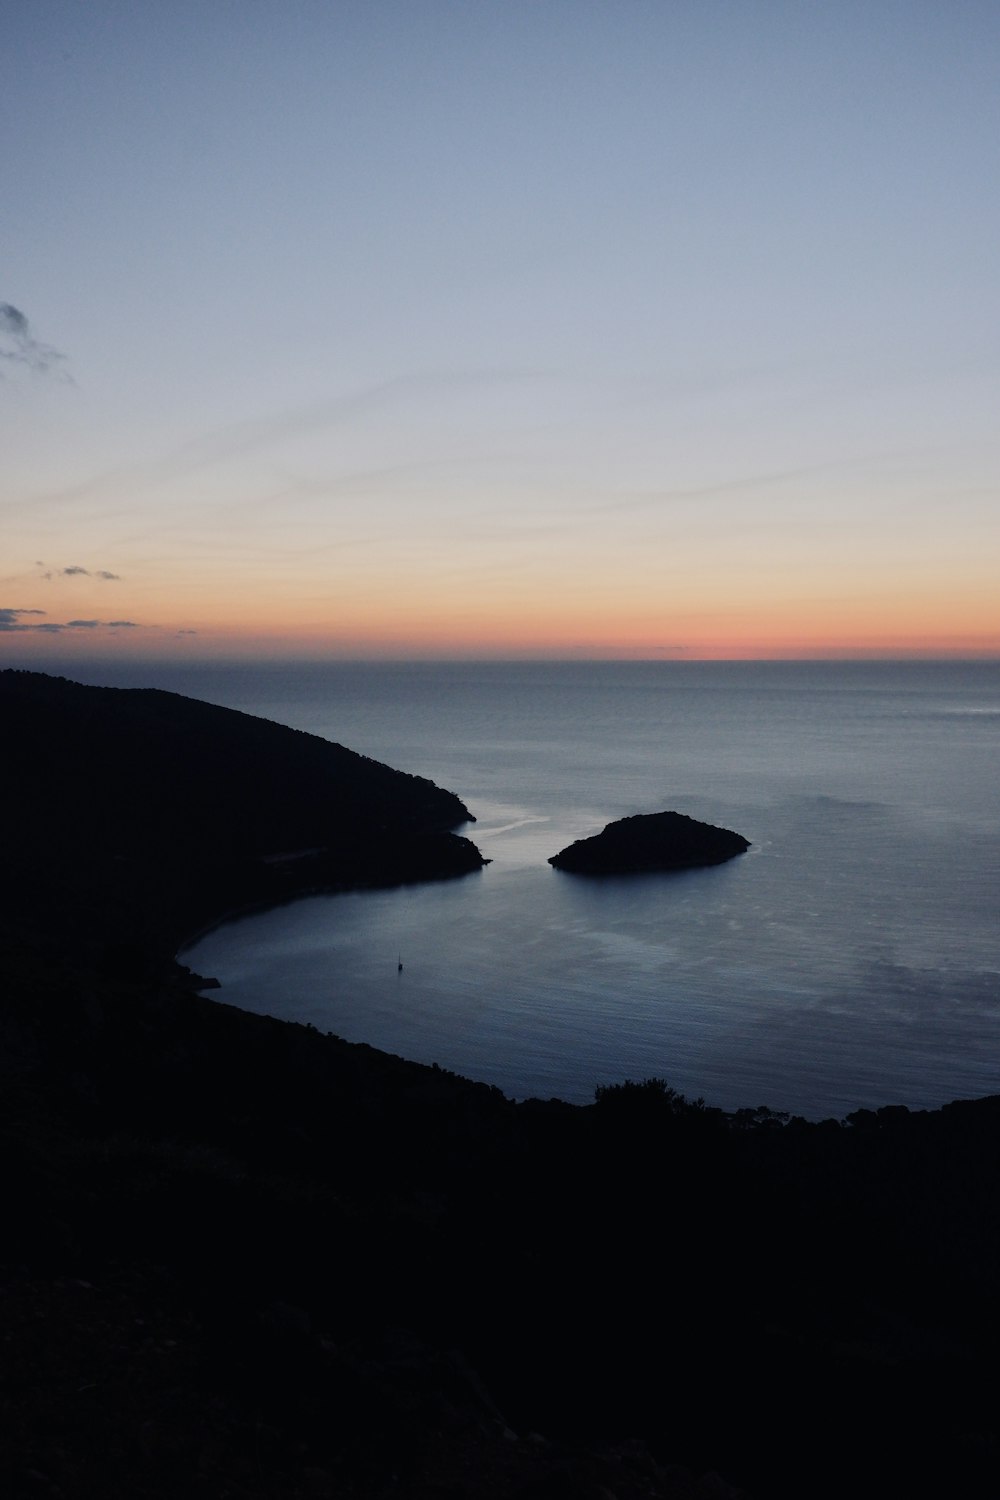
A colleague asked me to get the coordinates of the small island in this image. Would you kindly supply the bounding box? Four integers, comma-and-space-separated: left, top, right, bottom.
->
549, 809, 750, 873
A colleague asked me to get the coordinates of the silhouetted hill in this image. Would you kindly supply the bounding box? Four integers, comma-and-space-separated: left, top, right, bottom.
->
3, 670, 1000, 1498
0, 669, 485, 959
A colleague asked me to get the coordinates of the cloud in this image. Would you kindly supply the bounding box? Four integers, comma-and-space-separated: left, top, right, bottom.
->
0, 606, 139, 632
0, 303, 67, 376
137, 370, 536, 486
0, 607, 47, 630
36, 564, 123, 581
13, 368, 539, 517
1, 305, 28, 336
584, 462, 836, 517
63, 617, 137, 629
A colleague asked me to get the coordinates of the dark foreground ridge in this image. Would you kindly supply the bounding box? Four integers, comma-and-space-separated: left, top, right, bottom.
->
550, 809, 750, 873
3, 670, 1000, 1499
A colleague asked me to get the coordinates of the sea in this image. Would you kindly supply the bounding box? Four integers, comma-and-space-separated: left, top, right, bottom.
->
39, 658, 1000, 1118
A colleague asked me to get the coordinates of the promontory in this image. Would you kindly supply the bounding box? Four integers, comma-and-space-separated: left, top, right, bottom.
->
549, 809, 750, 873
0, 668, 487, 960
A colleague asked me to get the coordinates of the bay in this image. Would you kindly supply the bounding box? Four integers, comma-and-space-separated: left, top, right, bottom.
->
50, 658, 1000, 1116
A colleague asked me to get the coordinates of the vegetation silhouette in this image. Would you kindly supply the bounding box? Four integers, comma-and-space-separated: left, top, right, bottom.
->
2, 670, 1000, 1498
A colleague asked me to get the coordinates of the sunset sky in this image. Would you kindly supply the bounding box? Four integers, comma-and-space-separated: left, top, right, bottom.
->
3, 0, 998, 661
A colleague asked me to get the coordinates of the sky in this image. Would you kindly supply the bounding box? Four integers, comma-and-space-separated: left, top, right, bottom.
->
2, 0, 999, 661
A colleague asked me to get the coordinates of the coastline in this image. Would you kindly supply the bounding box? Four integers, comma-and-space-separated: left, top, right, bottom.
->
4, 668, 1000, 1496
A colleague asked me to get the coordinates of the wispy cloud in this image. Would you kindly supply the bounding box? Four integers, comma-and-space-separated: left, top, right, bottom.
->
139, 369, 538, 486
0, 303, 67, 376
9, 368, 541, 517
0, 608, 47, 630
0, 606, 138, 632
582, 462, 836, 517
35, 563, 122, 581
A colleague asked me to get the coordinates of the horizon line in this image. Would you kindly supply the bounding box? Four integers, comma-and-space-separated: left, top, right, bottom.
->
4, 651, 998, 669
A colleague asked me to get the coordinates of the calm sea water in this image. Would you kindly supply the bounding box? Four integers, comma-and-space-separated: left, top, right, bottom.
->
51, 659, 1000, 1116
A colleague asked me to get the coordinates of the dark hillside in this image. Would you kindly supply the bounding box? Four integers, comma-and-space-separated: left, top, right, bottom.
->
0, 669, 485, 957
2, 671, 1000, 1498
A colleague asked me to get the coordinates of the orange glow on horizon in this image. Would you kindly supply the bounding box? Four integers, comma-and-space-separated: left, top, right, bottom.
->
6, 614, 998, 663
4, 557, 998, 663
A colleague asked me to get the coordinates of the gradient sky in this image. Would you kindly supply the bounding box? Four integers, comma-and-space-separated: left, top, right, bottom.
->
3, 0, 998, 660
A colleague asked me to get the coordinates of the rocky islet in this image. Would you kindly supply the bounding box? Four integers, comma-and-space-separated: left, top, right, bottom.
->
549, 808, 750, 874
